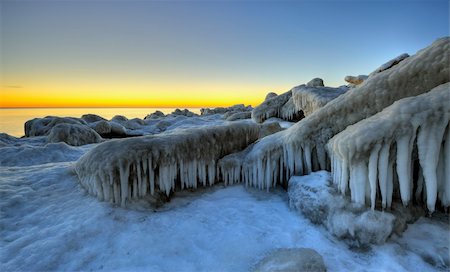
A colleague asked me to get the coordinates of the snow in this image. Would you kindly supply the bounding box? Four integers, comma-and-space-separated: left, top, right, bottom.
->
328, 83, 450, 213
291, 84, 347, 117
1, 156, 447, 271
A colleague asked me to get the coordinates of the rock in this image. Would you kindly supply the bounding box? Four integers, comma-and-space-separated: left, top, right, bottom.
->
279, 97, 304, 122
259, 122, 283, 138
170, 108, 197, 117
289, 171, 397, 248
200, 104, 252, 115
47, 123, 103, 146
306, 78, 324, 87
344, 75, 368, 85
226, 111, 252, 121
291, 85, 347, 117
25, 117, 86, 137
253, 248, 326, 272
252, 90, 292, 123
370, 53, 409, 75
265, 92, 278, 100
144, 110, 165, 120
89, 120, 112, 135
111, 115, 129, 124
88, 120, 128, 138
81, 114, 106, 123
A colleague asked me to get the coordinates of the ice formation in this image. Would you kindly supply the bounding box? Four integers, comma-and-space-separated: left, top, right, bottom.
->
328, 83, 450, 213
25, 116, 87, 137
369, 53, 409, 76
306, 77, 325, 87
234, 37, 449, 211
253, 248, 326, 272
47, 123, 103, 146
200, 104, 252, 115
251, 90, 292, 123
75, 121, 260, 206
291, 85, 348, 117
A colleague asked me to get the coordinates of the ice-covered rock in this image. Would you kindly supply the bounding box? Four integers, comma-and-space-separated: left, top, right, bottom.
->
75, 121, 260, 206
111, 115, 129, 124
144, 110, 165, 120
292, 85, 347, 117
252, 90, 292, 123
25, 116, 86, 137
225, 111, 252, 121
306, 77, 324, 87
289, 171, 396, 248
265, 92, 278, 100
170, 108, 197, 117
279, 97, 304, 122
369, 53, 409, 76
240, 37, 449, 196
259, 122, 283, 138
344, 75, 368, 85
328, 83, 450, 213
200, 104, 252, 115
253, 248, 326, 272
47, 123, 103, 146
81, 114, 107, 123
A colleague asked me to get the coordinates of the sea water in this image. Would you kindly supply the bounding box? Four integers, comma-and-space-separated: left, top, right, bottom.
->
0, 107, 201, 137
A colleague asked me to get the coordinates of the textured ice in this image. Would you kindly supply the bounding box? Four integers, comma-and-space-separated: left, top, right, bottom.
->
75, 121, 260, 206
47, 123, 103, 146
25, 116, 87, 137
240, 37, 449, 197
291, 85, 348, 117
289, 171, 397, 248
253, 248, 326, 272
328, 83, 450, 213
252, 90, 292, 123
369, 53, 409, 76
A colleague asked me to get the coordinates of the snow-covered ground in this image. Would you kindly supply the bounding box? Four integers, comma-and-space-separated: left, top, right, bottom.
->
1, 135, 448, 271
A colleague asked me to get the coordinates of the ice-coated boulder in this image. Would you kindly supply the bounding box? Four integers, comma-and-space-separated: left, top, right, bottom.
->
291, 85, 347, 117
81, 114, 107, 123
279, 97, 304, 122
225, 111, 252, 121
200, 104, 252, 115
289, 171, 396, 248
88, 120, 128, 138
75, 121, 260, 206
306, 77, 324, 87
344, 75, 368, 85
369, 53, 409, 76
111, 115, 129, 124
170, 108, 197, 117
144, 110, 165, 120
253, 248, 326, 272
265, 92, 278, 100
251, 90, 292, 123
47, 123, 103, 146
328, 83, 450, 213
25, 116, 86, 137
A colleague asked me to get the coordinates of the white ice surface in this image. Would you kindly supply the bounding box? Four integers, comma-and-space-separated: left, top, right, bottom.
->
1, 155, 448, 271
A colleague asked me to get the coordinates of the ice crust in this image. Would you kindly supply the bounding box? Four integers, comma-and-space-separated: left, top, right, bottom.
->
291, 85, 348, 117
328, 83, 450, 212
75, 121, 260, 206
252, 90, 292, 123
233, 37, 450, 212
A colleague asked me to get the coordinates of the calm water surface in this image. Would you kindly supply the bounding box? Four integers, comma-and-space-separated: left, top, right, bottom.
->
0, 108, 201, 137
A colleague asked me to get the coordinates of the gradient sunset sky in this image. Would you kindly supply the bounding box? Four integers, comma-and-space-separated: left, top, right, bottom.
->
1, 0, 449, 108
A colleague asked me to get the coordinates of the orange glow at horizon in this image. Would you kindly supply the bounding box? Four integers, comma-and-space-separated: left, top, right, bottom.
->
1, 80, 284, 108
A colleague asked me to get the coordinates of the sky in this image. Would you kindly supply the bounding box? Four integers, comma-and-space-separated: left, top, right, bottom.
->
1, 0, 449, 108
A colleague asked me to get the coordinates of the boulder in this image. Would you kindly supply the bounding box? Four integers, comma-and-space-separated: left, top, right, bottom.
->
144, 110, 165, 120
47, 123, 103, 146
306, 78, 324, 87
344, 75, 368, 85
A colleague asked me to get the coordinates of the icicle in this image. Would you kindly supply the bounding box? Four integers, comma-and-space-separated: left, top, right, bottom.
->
417, 120, 447, 213
378, 143, 390, 209
443, 125, 450, 207
368, 144, 381, 210
119, 161, 130, 207
350, 162, 367, 205
303, 145, 312, 174
396, 135, 412, 206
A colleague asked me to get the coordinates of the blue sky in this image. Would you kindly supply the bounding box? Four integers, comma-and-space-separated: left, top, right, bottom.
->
1, 0, 449, 107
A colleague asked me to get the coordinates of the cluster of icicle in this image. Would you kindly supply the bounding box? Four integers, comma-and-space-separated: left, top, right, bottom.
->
223, 37, 449, 212
75, 121, 260, 206
328, 83, 450, 213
